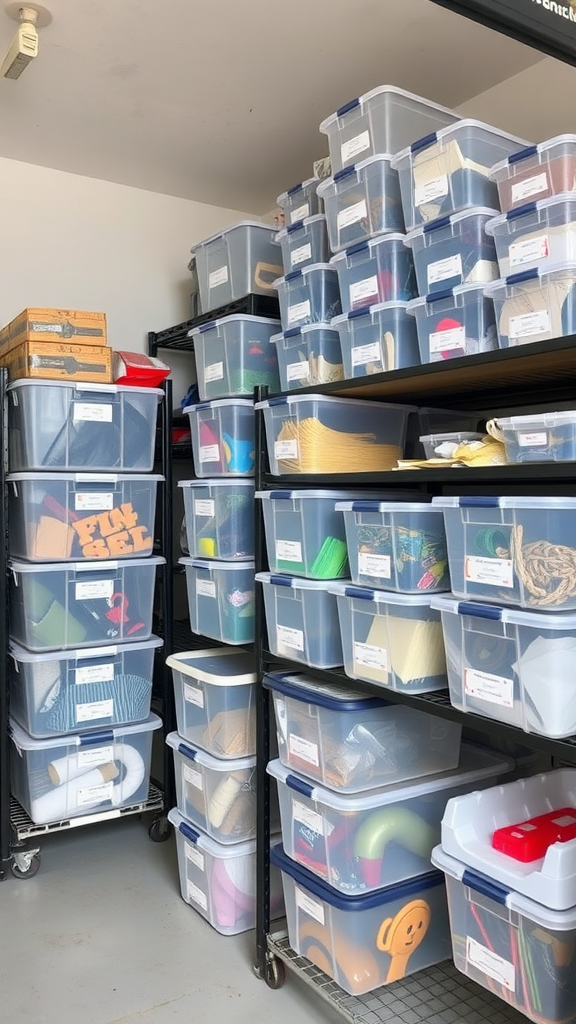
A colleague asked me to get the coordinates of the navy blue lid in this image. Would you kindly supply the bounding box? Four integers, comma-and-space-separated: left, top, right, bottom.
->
347, 305, 372, 320
508, 144, 538, 166
424, 287, 455, 304
505, 268, 539, 286
79, 729, 114, 747
263, 671, 387, 710
286, 219, 305, 235
457, 601, 503, 621
283, 327, 302, 339
285, 269, 303, 283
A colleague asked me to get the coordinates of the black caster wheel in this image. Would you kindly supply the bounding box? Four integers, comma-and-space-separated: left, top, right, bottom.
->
11, 852, 41, 879
148, 815, 171, 843
265, 956, 286, 990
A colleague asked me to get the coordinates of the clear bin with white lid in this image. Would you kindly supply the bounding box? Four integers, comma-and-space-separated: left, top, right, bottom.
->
7, 380, 162, 473
9, 555, 164, 652
10, 712, 161, 825
330, 234, 417, 314
275, 215, 330, 273
191, 221, 282, 311
331, 583, 448, 693
272, 843, 450, 996
404, 207, 499, 296
272, 324, 344, 391
9, 636, 161, 738
391, 120, 528, 231
431, 594, 576, 738
264, 671, 462, 793
407, 284, 498, 363
179, 479, 254, 560
319, 84, 459, 176
317, 155, 405, 253
276, 177, 323, 225
168, 808, 284, 935
185, 398, 255, 478
167, 648, 256, 758
485, 192, 576, 275
268, 743, 512, 895
490, 134, 576, 214
489, 408, 576, 463
274, 264, 341, 331
485, 261, 576, 348
7, 472, 162, 562
332, 301, 421, 377
432, 845, 576, 1024
257, 489, 353, 580
440, 768, 576, 911
256, 573, 342, 669
420, 431, 485, 461
432, 495, 576, 610
166, 732, 257, 843
255, 394, 415, 476
188, 314, 280, 401
180, 558, 254, 645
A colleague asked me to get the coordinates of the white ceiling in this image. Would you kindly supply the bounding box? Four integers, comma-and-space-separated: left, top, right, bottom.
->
0, 0, 560, 212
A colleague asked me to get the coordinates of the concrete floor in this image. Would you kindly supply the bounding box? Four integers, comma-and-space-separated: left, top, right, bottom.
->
0, 816, 343, 1024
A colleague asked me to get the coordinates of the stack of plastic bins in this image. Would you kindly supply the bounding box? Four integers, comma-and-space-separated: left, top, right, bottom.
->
164, 647, 284, 934
6, 379, 165, 826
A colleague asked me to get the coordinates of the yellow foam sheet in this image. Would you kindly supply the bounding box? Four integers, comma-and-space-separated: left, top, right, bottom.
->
352, 615, 446, 684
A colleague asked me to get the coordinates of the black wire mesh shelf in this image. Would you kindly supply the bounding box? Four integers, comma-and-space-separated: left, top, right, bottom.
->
10, 785, 164, 841
148, 293, 280, 354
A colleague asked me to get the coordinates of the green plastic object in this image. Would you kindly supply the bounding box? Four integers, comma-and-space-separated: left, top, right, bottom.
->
309, 536, 349, 579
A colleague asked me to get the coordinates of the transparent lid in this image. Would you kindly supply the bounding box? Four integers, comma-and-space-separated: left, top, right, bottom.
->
330, 233, 407, 264
335, 500, 435, 513
432, 495, 576, 510
273, 262, 336, 287
7, 380, 163, 396
485, 260, 576, 297
406, 282, 491, 310
8, 472, 163, 484
274, 214, 327, 241
180, 557, 254, 572
255, 394, 415, 411
331, 300, 410, 327
10, 712, 162, 750
165, 731, 255, 771
392, 120, 529, 167
276, 177, 321, 206
490, 134, 576, 180
496, 409, 576, 429
404, 206, 500, 243
319, 84, 458, 133
255, 571, 339, 591
317, 153, 395, 197
168, 807, 280, 857
165, 648, 256, 685
9, 636, 163, 663
270, 323, 337, 343
10, 556, 165, 574
263, 670, 385, 709
190, 221, 275, 252
187, 314, 281, 338
485, 190, 576, 232
430, 593, 576, 628
178, 479, 255, 489
183, 397, 254, 413
329, 581, 442, 608
257, 489, 369, 501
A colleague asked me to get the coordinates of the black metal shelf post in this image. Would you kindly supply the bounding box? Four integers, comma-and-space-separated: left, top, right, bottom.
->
0, 368, 10, 879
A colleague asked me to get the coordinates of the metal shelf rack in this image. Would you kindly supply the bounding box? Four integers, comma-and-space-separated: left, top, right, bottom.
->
147, 293, 280, 356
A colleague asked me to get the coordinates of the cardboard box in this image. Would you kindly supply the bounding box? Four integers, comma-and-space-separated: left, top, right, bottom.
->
4, 342, 113, 383
0, 308, 107, 354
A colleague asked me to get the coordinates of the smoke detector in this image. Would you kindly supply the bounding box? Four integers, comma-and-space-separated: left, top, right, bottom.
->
1, 4, 52, 80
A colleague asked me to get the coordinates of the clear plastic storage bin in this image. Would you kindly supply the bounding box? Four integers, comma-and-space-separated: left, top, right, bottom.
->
432, 495, 576, 610
9, 636, 162, 738
10, 713, 161, 825
256, 574, 342, 669
8, 380, 162, 473
265, 671, 462, 792
317, 156, 405, 253
407, 284, 498, 363
330, 234, 417, 313
166, 732, 257, 843
431, 594, 576, 738
256, 394, 415, 476
420, 431, 485, 460
191, 221, 282, 311
332, 584, 447, 693
275, 264, 341, 330
272, 844, 450, 996
179, 479, 254, 559
275, 216, 330, 273
486, 193, 576, 275
268, 744, 511, 894
391, 120, 528, 230
257, 489, 354, 580
9, 556, 164, 652
185, 399, 255, 478
319, 85, 459, 176
168, 809, 284, 935
272, 324, 344, 391
180, 558, 254, 645
332, 303, 420, 377
337, 500, 449, 592
490, 134, 576, 214
167, 648, 256, 758
188, 314, 280, 401
432, 846, 576, 1024
486, 262, 576, 348
405, 208, 499, 296
492, 409, 576, 463
8, 472, 162, 562
277, 177, 323, 225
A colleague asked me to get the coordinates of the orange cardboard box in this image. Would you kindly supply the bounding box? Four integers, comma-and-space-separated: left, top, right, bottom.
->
0, 307, 107, 354
4, 342, 113, 383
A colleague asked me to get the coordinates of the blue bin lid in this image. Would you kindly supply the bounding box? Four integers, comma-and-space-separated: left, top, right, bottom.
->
263, 670, 387, 710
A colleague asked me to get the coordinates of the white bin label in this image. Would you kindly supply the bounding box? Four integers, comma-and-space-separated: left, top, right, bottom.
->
465, 667, 514, 708
518, 431, 548, 447
208, 265, 229, 289
77, 745, 114, 769
509, 233, 549, 267
194, 499, 215, 517
358, 551, 391, 578
183, 764, 203, 790
466, 936, 515, 992
337, 200, 368, 231
76, 662, 115, 685
414, 175, 448, 207
204, 362, 224, 383
76, 699, 114, 722
429, 325, 465, 355
199, 444, 220, 463
341, 131, 371, 164
185, 844, 205, 871
287, 361, 309, 383
465, 555, 514, 588
275, 439, 299, 460
352, 342, 381, 367
349, 275, 379, 307
276, 540, 303, 563
511, 172, 548, 205
288, 300, 311, 325
295, 885, 325, 925
293, 800, 324, 836
289, 733, 319, 766
354, 642, 388, 670
196, 579, 216, 599
291, 202, 309, 224
75, 579, 115, 601
427, 253, 463, 287
73, 402, 113, 423
186, 879, 208, 911
277, 624, 305, 652
76, 781, 114, 807
291, 244, 312, 267
508, 309, 550, 339
75, 492, 114, 511
184, 683, 205, 708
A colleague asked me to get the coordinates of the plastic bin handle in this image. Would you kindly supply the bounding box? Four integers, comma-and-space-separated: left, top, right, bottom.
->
424, 288, 454, 303
411, 131, 438, 154
283, 327, 302, 339
178, 819, 201, 844
505, 201, 538, 221
345, 240, 369, 256
344, 585, 375, 601
457, 602, 503, 621
508, 144, 538, 165
287, 181, 305, 196
266, 395, 288, 407
285, 773, 314, 797
505, 269, 539, 285
268, 491, 295, 500
348, 305, 372, 320
349, 500, 379, 511
177, 741, 198, 761
79, 729, 115, 747
198, 320, 216, 334
423, 215, 450, 233
285, 269, 304, 282
462, 868, 509, 905
193, 402, 211, 411
269, 574, 294, 587
459, 496, 499, 508
334, 166, 357, 183
286, 220, 305, 234
336, 96, 360, 117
